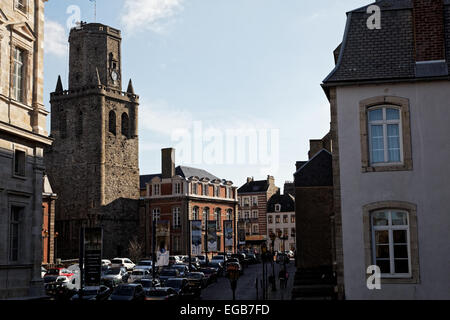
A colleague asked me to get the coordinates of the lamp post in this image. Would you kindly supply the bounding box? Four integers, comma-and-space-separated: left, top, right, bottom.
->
269, 233, 277, 291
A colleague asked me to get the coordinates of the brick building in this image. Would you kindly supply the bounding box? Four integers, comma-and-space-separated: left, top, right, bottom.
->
45, 22, 140, 260
237, 176, 279, 252
140, 148, 238, 257
0, 0, 52, 299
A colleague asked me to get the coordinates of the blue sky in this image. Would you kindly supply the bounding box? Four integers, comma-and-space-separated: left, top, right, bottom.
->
44, 0, 369, 191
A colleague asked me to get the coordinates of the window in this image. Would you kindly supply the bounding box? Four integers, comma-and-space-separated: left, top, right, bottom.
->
244, 211, 250, 219
192, 207, 199, 220
368, 107, 402, 164
109, 111, 116, 135
14, 149, 26, 177
226, 188, 231, 199
215, 186, 220, 197
215, 209, 221, 230
152, 208, 160, 222
16, 0, 27, 13
173, 208, 181, 228
192, 183, 198, 195
121, 113, 129, 137
203, 184, 209, 196
226, 209, 233, 221
174, 183, 181, 194
363, 201, 419, 284
283, 215, 288, 224
275, 216, 280, 224
291, 228, 296, 237
10, 206, 23, 261
202, 208, 210, 229
238, 211, 242, 219
283, 228, 289, 238
275, 204, 281, 212
268, 216, 273, 224
252, 224, 259, 235
291, 215, 295, 224
243, 197, 250, 207
252, 210, 258, 219
360, 96, 412, 172
238, 197, 241, 206
371, 211, 410, 277
153, 184, 160, 196
12, 47, 25, 102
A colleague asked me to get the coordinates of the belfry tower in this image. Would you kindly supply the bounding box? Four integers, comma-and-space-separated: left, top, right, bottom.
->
45, 23, 140, 259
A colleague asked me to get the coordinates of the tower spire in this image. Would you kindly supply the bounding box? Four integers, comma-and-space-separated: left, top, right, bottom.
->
127, 79, 135, 94
55, 75, 63, 93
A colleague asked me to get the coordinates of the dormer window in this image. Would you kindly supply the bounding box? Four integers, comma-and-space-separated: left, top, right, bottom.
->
174, 182, 181, 194
275, 204, 281, 212
153, 184, 160, 196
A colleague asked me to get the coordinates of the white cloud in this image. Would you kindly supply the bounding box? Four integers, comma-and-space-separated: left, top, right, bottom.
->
121, 0, 184, 34
44, 20, 68, 57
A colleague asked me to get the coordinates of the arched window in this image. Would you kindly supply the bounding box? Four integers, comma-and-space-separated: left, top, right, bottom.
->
192, 207, 199, 220
121, 112, 129, 137
226, 209, 233, 221
215, 208, 222, 230
109, 111, 116, 135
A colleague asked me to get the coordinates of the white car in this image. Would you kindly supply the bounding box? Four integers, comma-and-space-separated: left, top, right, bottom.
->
129, 269, 151, 283
102, 259, 112, 267
135, 260, 153, 272
111, 258, 135, 271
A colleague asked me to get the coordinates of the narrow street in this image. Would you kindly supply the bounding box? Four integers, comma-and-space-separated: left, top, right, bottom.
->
201, 260, 296, 301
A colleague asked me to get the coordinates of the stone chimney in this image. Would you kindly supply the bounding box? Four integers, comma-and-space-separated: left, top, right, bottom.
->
267, 175, 275, 185
413, 0, 448, 76
162, 148, 175, 179
247, 177, 254, 183
308, 140, 323, 159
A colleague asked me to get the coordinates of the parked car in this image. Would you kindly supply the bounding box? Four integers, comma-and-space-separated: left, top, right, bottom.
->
207, 261, 224, 277
165, 278, 194, 299
231, 253, 246, 266
44, 267, 74, 279
182, 256, 201, 269
168, 256, 181, 265
245, 253, 258, 264
101, 265, 111, 277
145, 287, 178, 301
199, 267, 218, 285
135, 260, 153, 272
211, 255, 226, 265
158, 268, 180, 286
111, 258, 135, 271
102, 259, 112, 267
41, 266, 47, 278
130, 269, 151, 283
101, 267, 129, 287
138, 278, 161, 294
45, 275, 79, 296
172, 264, 189, 277
226, 258, 243, 275
70, 285, 111, 301
109, 283, 145, 301
186, 272, 208, 289
196, 255, 207, 266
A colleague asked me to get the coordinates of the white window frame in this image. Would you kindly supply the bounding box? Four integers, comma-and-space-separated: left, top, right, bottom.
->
252, 196, 258, 206
371, 210, 412, 279
368, 106, 404, 166
252, 210, 258, 219
173, 207, 181, 228
153, 184, 160, 196
174, 182, 181, 195
152, 208, 161, 222
275, 204, 281, 212
12, 47, 25, 103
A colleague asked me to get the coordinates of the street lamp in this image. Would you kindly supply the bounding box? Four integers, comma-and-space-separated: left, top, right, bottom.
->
269, 232, 277, 292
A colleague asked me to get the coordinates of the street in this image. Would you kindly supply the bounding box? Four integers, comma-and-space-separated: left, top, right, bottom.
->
200, 260, 296, 300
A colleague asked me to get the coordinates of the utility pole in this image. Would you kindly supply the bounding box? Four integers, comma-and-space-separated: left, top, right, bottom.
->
152, 217, 156, 286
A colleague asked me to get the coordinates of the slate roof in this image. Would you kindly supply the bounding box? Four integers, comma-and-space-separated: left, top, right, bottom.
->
139, 166, 220, 189
267, 194, 295, 213
323, 0, 450, 85
294, 150, 333, 188
238, 180, 270, 193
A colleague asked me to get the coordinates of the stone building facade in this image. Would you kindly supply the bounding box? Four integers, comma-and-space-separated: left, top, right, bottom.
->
45, 23, 140, 260
266, 193, 296, 252
140, 148, 238, 258
0, 0, 52, 299
237, 176, 279, 252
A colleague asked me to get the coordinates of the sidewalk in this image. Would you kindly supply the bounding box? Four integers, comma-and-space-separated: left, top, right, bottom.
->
266, 261, 296, 300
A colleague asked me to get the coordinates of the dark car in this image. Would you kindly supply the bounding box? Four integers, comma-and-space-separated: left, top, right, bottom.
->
246, 253, 258, 264
182, 257, 201, 269
186, 272, 207, 295
199, 267, 218, 285
158, 269, 180, 286
196, 255, 207, 267
172, 264, 189, 277
137, 278, 161, 293
145, 287, 178, 301
109, 283, 146, 301
101, 267, 129, 287
207, 261, 224, 277
70, 286, 111, 301
165, 278, 194, 299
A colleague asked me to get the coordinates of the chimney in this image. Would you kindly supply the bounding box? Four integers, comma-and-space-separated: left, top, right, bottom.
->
247, 177, 254, 183
162, 148, 175, 179
267, 175, 275, 185
308, 139, 323, 159
413, 0, 448, 76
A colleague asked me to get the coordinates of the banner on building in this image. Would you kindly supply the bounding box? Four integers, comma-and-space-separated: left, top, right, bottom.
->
191, 220, 202, 256
83, 227, 103, 287
207, 221, 217, 252
224, 220, 234, 247
238, 226, 246, 245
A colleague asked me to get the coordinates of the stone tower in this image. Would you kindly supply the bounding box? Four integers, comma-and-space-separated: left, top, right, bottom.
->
45, 23, 140, 259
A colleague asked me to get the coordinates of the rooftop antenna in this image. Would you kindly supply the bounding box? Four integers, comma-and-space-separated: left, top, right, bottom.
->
89, 0, 97, 22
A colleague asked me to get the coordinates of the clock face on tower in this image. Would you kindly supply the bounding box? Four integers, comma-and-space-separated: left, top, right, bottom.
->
111, 70, 119, 82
